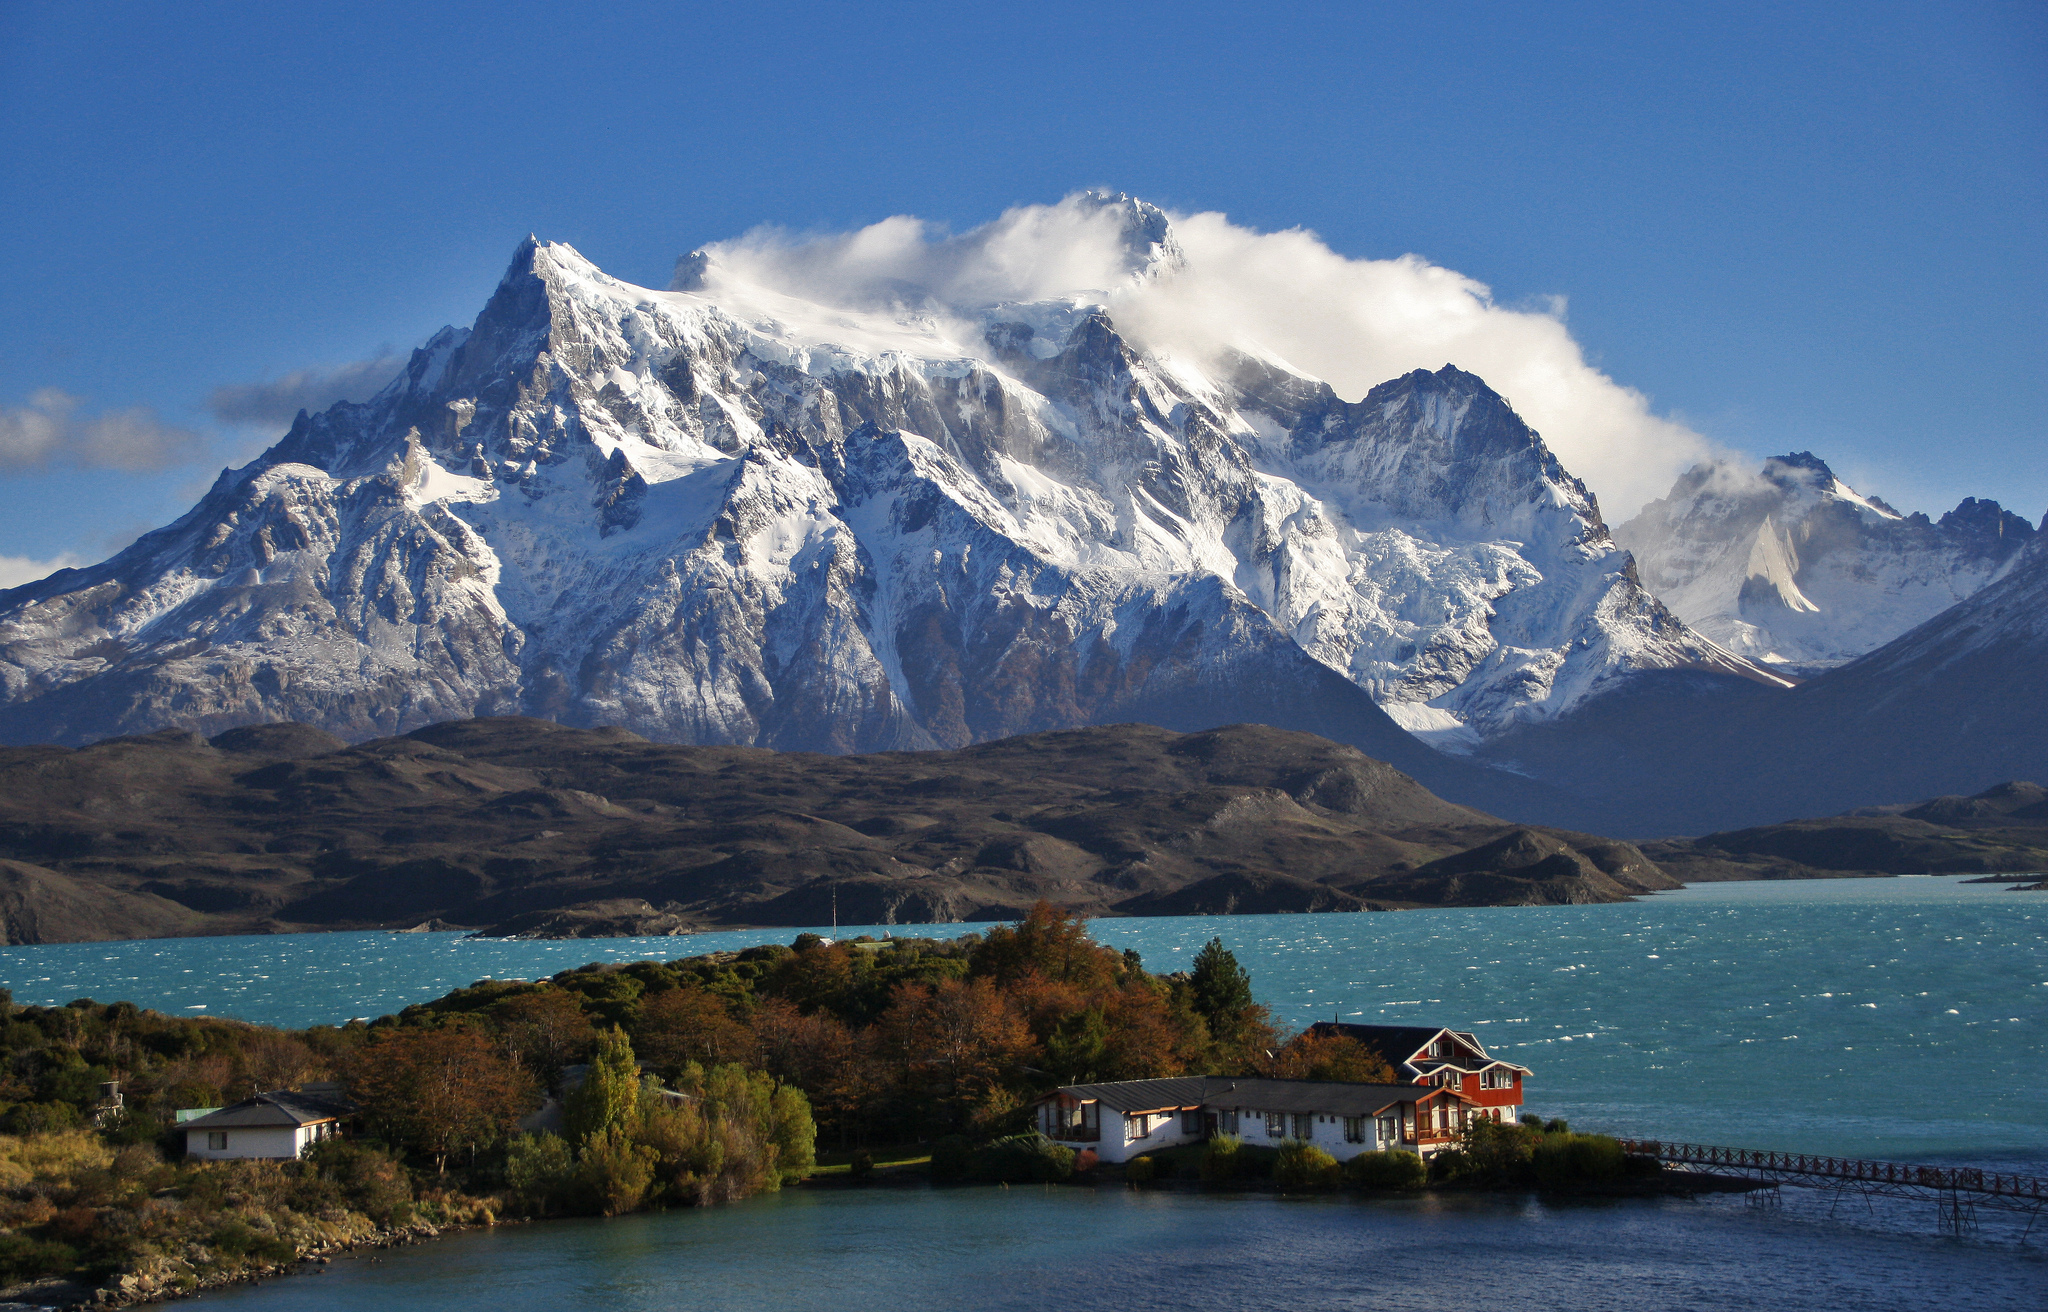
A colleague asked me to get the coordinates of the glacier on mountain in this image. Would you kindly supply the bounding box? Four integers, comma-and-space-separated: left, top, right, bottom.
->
1614, 451, 2036, 673
0, 194, 1769, 759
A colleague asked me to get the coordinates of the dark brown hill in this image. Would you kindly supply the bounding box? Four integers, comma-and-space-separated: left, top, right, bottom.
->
1643, 780, 2048, 880
0, 717, 1680, 943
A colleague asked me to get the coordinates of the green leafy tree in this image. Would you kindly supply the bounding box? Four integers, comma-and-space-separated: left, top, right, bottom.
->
565, 1028, 640, 1143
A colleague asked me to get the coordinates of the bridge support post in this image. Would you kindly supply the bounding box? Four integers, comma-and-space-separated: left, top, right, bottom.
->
1938, 1189, 1977, 1236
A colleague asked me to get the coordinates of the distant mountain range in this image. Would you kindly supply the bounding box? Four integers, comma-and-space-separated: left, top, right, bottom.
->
0, 194, 2040, 840
1615, 451, 2034, 675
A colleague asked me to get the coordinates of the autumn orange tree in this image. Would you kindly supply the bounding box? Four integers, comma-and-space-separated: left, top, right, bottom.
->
877, 977, 1036, 1132
349, 1024, 534, 1172
490, 987, 596, 1083
630, 984, 753, 1076
1265, 1031, 1394, 1083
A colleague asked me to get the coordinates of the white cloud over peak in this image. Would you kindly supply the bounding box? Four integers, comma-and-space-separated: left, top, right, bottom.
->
700, 193, 1717, 521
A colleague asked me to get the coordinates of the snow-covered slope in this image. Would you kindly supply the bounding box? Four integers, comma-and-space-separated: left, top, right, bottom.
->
0, 196, 1769, 764
1615, 452, 2035, 673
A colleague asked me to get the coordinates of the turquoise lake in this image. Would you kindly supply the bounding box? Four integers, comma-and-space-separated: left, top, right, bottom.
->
3, 876, 2044, 1309
1, 876, 2040, 1165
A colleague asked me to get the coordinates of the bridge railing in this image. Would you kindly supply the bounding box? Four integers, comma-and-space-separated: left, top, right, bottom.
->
1615, 1140, 2048, 1201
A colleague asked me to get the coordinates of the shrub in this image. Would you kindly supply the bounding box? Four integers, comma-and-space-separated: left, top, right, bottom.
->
1199, 1133, 1244, 1182
304, 1139, 415, 1226
848, 1150, 874, 1181
504, 1133, 576, 1212
928, 1135, 972, 1181
1345, 1149, 1426, 1190
966, 1133, 1074, 1183
1531, 1133, 1625, 1188
1457, 1117, 1538, 1184
576, 1127, 659, 1216
1, 1101, 81, 1135
0, 1234, 76, 1284
1273, 1140, 1341, 1189
1426, 1147, 1471, 1184
1125, 1155, 1156, 1183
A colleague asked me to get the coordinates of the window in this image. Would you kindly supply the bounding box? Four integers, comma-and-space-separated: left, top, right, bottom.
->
206, 1132, 228, 1151
1127, 1113, 1155, 1141
1265, 1112, 1286, 1138
1219, 1109, 1240, 1134
1181, 1110, 1201, 1135
1291, 1113, 1313, 1139
1343, 1116, 1365, 1143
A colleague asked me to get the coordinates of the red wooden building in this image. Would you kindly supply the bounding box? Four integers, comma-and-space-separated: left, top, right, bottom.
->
1307, 1023, 1529, 1124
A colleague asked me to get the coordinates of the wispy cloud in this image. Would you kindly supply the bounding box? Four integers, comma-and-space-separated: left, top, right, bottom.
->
704, 193, 1727, 520
208, 353, 407, 429
0, 552, 85, 590
0, 389, 205, 473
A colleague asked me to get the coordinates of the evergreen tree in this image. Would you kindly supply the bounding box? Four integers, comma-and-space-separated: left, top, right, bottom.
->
565, 1027, 640, 1142
1189, 938, 1254, 1022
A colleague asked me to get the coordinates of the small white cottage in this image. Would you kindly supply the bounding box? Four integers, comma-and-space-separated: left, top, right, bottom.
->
1034, 1075, 1477, 1163
180, 1089, 355, 1161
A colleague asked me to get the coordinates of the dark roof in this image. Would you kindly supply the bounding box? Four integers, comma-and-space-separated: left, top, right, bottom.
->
179, 1090, 355, 1132
1045, 1076, 1459, 1117
1054, 1077, 1213, 1114
1303, 1022, 1447, 1073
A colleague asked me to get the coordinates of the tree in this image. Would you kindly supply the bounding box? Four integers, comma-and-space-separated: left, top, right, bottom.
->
1266, 1032, 1394, 1083
349, 1025, 533, 1172
970, 902, 1119, 991
877, 977, 1035, 1130
631, 985, 751, 1076
491, 988, 596, 1083
1189, 938, 1253, 1021
564, 1027, 639, 1143
1187, 938, 1275, 1064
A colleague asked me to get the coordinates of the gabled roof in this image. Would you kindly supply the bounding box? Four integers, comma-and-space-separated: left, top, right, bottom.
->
1306, 1022, 1519, 1075
179, 1090, 355, 1132
1042, 1076, 1465, 1118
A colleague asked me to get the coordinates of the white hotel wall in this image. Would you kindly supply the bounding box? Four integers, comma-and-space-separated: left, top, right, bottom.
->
1095, 1108, 1416, 1163
1233, 1109, 1403, 1162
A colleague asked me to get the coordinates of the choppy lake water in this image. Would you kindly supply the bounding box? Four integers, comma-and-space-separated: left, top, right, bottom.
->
3, 877, 2045, 1309
3, 876, 2039, 1164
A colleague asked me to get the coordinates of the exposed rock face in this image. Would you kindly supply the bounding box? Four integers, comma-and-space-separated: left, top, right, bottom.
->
0, 716, 1672, 942
1615, 452, 2035, 673
0, 197, 1763, 778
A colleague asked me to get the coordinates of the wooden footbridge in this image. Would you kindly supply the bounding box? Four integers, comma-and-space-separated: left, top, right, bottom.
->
1618, 1139, 2048, 1236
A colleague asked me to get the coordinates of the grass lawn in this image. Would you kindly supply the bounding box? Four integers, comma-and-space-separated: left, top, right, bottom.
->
809, 1145, 933, 1176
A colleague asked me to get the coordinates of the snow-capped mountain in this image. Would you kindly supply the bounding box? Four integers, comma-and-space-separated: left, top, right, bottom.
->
0, 194, 1767, 765
1614, 452, 2035, 673
1471, 527, 2048, 835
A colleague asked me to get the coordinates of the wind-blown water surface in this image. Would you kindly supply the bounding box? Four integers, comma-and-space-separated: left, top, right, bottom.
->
1, 878, 2040, 1165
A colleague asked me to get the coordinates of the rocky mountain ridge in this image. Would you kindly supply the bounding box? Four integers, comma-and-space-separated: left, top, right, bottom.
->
1615, 451, 2035, 674
0, 195, 1770, 793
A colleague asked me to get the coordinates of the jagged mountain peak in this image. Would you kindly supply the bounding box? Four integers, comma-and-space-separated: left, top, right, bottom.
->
1617, 452, 2035, 672
0, 234, 1761, 789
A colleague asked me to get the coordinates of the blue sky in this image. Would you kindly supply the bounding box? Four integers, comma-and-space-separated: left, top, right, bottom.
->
1, 0, 2042, 576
